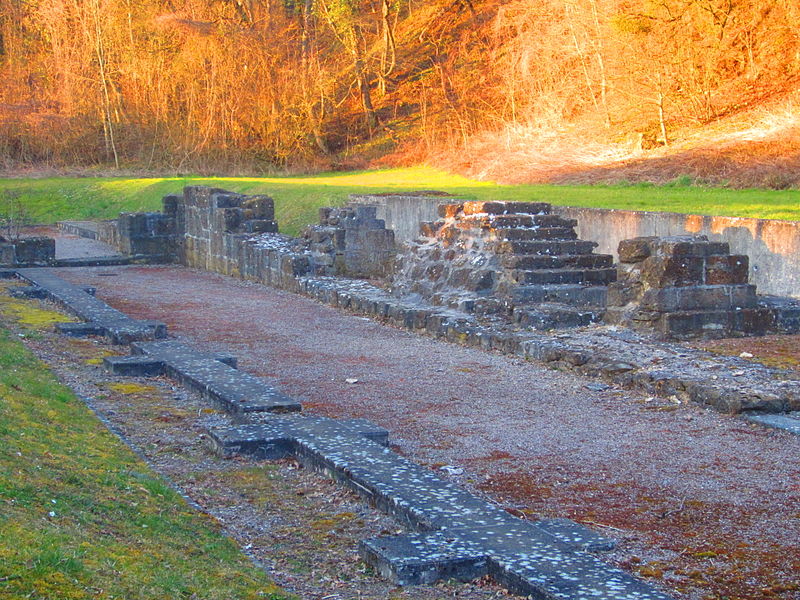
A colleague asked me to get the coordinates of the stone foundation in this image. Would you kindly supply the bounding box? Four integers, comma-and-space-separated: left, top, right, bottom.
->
59, 188, 800, 341
0, 236, 55, 266
606, 236, 773, 338
303, 205, 395, 278
116, 211, 178, 258
392, 200, 616, 329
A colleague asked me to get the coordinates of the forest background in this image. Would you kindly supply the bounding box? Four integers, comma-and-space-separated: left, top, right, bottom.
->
1, 0, 799, 187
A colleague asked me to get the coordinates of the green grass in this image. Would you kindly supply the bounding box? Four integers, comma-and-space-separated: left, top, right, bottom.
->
1, 166, 799, 236
0, 315, 292, 599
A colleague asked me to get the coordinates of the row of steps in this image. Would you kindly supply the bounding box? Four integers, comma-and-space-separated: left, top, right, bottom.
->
514, 303, 605, 330
494, 240, 599, 255
394, 200, 617, 331
478, 202, 613, 329
510, 267, 617, 286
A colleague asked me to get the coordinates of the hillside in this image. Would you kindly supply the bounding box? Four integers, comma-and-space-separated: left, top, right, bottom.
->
1, 0, 798, 186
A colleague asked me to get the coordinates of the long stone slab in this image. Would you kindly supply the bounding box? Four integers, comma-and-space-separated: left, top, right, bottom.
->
105, 340, 301, 414
744, 412, 800, 435
210, 416, 673, 600
13, 268, 166, 344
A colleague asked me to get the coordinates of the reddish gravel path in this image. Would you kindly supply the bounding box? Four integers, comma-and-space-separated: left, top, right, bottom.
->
58, 265, 800, 600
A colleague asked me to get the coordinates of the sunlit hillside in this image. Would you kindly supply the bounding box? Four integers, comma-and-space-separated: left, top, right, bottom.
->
1, 0, 798, 186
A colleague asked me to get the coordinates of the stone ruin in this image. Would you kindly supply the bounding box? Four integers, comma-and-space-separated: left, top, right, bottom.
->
0, 236, 55, 267
61, 186, 800, 341
392, 200, 617, 330
606, 235, 772, 338
303, 205, 395, 278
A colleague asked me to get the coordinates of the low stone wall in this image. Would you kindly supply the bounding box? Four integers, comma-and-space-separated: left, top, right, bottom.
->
560, 207, 800, 300
350, 193, 456, 244
303, 205, 395, 278
350, 195, 800, 299
116, 212, 177, 257
0, 237, 55, 266
178, 187, 279, 273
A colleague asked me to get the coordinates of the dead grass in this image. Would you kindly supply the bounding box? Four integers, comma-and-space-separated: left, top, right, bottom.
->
430, 92, 800, 189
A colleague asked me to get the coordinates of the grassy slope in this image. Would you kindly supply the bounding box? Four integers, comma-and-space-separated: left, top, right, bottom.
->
2, 167, 800, 236
0, 291, 291, 600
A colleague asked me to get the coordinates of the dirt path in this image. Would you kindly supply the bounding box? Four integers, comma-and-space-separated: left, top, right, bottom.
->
57, 265, 800, 600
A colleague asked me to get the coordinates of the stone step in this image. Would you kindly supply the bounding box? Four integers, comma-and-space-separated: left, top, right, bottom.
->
508, 284, 608, 307
503, 254, 614, 270
462, 214, 537, 228
532, 214, 578, 228
511, 267, 617, 286
493, 227, 578, 241
494, 240, 598, 256
660, 308, 774, 338
629, 284, 758, 312
460, 201, 552, 216
514, 303, 604, 330
759, 295, 800, 334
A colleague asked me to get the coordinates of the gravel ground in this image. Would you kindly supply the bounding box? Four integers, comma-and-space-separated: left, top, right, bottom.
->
2, 283, 506, 600
41, 264, 800, 600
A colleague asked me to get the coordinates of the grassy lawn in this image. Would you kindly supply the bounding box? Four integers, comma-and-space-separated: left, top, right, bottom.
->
0, 291, 291, 599
1, 166, 799, 236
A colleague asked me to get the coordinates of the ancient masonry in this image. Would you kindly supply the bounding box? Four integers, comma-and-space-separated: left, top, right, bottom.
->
304, 205, 395, 278
1, 267, 676, 599
392, 200, 617, 330
55, 187, 800, 418
0, 236, 54, 266
607, 236, 772, 338
14, 268, 166, 343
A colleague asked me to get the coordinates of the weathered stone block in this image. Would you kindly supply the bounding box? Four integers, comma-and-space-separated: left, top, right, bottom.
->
242, 195, 275, 220
461, 201, 550, 216
162, 194, 180, 216
243, 219, 278, 234
653, 236, 729, 257
641, 256, 705, 287
9, 237, 55, 265
437, 203, 463, 218
705, 255, 749, 284
618, 237, 654, 263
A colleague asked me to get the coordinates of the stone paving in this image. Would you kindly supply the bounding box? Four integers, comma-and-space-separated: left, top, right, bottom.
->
107, 339, 301, 414
14, 268, 166, 344
49, 263, 800, 599
211, 416, 673, 600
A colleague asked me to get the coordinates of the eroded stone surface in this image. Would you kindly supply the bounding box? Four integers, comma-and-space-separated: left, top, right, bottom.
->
106, 339, 300, 414
391, 201, 615, 330
210, 416, 676, 600
14, 268, 166, 344
607, 236, 774, 339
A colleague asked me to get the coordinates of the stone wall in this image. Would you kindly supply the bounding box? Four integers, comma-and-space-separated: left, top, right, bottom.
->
350, 193, 461, 244
349, 195, 800, 299
303, 205, 395, 278
175, 187, 394, 281
391, 200, 617, 329
178, 187, 279, 273
605, 236, 772, 338
0, 237, 55, 266
116, 212, 178, 258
